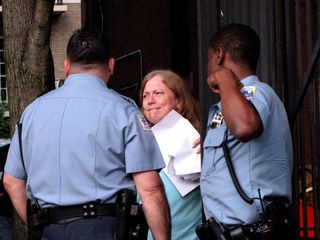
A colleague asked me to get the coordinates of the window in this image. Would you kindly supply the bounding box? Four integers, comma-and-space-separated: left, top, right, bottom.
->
0, 36, 7, 103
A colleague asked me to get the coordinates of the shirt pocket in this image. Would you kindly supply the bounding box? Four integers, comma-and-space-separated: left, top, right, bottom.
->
202, 126, 226, 177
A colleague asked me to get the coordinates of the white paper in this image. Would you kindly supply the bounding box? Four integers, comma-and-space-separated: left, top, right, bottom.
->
151, 110, 201, 197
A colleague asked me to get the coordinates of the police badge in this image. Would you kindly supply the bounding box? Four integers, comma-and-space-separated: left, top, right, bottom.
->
208, 111, 224, 129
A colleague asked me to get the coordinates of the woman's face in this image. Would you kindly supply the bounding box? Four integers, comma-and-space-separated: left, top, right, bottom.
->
142, 75, 179, 125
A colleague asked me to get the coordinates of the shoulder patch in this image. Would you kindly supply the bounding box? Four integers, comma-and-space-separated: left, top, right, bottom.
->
137, 114, 151, 131
241, 86, 256, 99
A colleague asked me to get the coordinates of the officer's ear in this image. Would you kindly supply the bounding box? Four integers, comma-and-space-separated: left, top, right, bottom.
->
64, 59, 70, 77
108, 58, 115, 75
215, 47, 225, 66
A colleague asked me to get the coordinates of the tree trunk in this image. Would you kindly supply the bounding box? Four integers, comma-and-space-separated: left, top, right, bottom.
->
2, 0, 55, 239
2, 0, 55, 134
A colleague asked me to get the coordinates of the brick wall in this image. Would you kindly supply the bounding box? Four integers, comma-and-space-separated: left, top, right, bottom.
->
50, 3, 81, 87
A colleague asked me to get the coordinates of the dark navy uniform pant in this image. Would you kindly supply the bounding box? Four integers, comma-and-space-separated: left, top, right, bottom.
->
41, 216, 117, 240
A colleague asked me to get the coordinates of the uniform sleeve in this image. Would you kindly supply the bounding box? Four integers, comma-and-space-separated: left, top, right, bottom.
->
3, 101, 38, 181
124, 110, 165, 173
244, 84, 273, 130
4, 127, 27, 180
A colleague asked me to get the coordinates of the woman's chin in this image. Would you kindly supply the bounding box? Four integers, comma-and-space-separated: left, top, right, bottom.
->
148, 117, 162, 125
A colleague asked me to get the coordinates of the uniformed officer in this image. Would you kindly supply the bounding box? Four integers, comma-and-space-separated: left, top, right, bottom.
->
200, 24, 293, 239
4, 28, 170, 240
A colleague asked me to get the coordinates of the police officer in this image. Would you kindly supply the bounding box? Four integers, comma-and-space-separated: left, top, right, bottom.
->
4, 28, 170, 240
200, 24, 293, 239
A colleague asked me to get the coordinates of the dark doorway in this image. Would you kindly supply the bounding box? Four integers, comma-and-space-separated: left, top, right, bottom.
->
82, 0, 198, 104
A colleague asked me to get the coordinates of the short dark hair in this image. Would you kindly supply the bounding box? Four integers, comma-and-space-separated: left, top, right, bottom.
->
209, 23, 260, 71
66, 28, 112, 64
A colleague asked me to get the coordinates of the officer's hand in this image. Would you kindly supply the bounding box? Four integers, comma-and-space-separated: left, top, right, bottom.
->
207, 67, 242, 94
207, 73, 220, 94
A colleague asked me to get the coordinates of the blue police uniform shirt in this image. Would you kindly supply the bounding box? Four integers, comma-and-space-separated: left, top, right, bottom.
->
5, 74, 165, 208
201, 75, 293, 225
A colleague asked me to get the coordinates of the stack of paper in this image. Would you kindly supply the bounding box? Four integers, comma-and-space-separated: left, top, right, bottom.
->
151, 110, 201, 197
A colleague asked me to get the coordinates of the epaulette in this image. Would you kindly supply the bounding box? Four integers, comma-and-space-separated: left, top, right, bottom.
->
111, 89, 138, 107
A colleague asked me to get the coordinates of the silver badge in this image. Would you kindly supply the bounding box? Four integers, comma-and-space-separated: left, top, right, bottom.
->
208, 111, 224, 129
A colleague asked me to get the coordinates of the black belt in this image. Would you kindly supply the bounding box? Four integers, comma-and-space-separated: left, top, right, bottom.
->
29, 202, 116, 227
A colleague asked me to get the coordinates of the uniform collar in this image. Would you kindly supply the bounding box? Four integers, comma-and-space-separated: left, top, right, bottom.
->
240, 75, 259, 86
209, 103, 221, 119
64, 73, 108, 89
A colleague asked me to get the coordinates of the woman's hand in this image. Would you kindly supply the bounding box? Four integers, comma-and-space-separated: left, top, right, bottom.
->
192, 137, 201, 154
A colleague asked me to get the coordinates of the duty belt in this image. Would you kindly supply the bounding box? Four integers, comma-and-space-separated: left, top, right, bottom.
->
29, 202, 116, 227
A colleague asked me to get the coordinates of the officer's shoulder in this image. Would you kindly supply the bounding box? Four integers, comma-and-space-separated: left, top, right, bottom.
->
34, 88, 59, 103
109, 89, 138, 107
22, 89, 57, 114
251, 81, 278, 99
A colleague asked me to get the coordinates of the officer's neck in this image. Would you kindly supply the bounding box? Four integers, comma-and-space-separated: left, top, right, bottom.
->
68, 63, 111, 84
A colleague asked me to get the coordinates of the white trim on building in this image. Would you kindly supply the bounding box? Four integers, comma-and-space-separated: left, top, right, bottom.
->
56, 0, 81, 3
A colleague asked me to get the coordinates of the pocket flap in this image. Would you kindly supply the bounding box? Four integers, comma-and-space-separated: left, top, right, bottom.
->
203, 126, 226, 148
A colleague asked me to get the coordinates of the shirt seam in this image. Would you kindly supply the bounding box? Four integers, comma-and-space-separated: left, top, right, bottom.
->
58, 98, 69, 205
94, 103, 106, 199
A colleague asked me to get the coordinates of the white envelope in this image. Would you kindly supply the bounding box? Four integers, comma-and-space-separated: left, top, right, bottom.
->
151, 110, 201, 197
